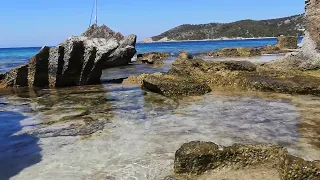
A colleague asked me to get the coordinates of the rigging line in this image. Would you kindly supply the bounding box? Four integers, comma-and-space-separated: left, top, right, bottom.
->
89, 0, 95, 27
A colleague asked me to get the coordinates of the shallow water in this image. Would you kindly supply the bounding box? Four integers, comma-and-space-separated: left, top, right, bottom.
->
0, 39, 318, 179
1, 84, 319, 180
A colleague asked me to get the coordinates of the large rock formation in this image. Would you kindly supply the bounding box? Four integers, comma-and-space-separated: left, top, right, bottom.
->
0, 25, 137, 88
269, 0, 320, 70
173, 141, 320, 179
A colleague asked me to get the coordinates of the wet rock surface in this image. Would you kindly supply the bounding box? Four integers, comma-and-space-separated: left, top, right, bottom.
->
0, 25, 137, 88
136, 52, 169, 65
173, 141, 320, 180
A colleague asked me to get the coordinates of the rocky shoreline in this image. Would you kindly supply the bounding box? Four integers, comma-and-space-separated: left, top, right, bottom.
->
1, 0, 320, 179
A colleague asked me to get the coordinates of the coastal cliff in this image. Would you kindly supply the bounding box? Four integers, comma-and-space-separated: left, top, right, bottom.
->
141, 14, 304, 43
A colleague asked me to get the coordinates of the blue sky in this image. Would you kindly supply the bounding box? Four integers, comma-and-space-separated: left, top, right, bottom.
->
0, 0, 304, 47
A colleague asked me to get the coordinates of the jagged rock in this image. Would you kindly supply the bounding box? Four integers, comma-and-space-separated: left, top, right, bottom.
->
0, 65, 29, 88
136, 52, 169, 65
0, 25, 137, 88
269, 1, 320, 70
205, 48, 261, 57
142, 73, 211, 97
276, 36, 298, 49
174, 141, 320, 179
104, 34, 137, 68
82, 24, 124, 41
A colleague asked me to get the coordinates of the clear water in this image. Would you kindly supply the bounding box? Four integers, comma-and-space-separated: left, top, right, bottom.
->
0, 38, 319, 180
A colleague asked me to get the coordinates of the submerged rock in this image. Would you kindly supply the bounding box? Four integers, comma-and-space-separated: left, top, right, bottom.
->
174, 141, 320, 179
205, 48, 261, 57
0, 25, 137, 88
136, 52, 169, 65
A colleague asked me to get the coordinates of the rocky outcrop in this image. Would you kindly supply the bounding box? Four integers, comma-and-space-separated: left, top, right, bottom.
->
205, 48, 261, 57
134, 50, 320, 97
136, 52, 169, 65
173, 141, 320, 179
269, 1, 320, 70
276, 36, 298, 49
0, 25, 137, 88
142, 73, 211, 98
103, 34, 137, 68
82, 24, 124, 41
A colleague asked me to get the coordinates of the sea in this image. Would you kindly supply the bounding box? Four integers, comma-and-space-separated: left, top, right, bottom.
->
0, 37, 301, 74
2, 37, 319, 180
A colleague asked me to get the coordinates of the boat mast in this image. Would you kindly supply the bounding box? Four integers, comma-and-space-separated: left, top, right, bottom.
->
94, 0, 98, 25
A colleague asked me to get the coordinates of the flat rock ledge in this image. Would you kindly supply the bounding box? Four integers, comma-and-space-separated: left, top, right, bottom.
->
0, 28, 137, 88
125, 50, 320, 98
171, 141, 320, 180
142, 73, 211, 98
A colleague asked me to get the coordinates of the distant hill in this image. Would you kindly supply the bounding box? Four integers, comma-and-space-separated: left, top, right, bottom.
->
142, 14, 304, 43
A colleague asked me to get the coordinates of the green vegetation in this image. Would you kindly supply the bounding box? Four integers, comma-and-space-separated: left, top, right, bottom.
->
151, 14, 304, 41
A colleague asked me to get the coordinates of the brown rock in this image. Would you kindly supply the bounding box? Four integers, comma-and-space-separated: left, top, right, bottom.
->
259, 45, 292, 54
174, 141, 320, 179
142, 73, 211, 97
0, 65, 29, 88
276, 36, 298, 49
136, 52, 169, 65
206, 48, 261, 57
123, 73, 150, 85
168, 54, 320, 96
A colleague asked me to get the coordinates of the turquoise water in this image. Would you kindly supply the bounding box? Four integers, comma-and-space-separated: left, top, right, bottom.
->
0, 38, 302, 74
